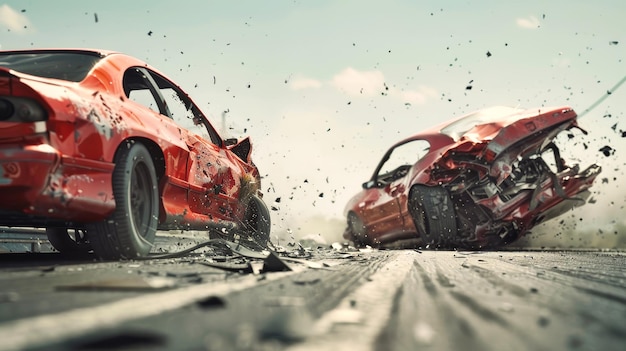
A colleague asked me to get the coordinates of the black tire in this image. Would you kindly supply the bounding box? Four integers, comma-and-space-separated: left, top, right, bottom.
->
46, 227, 91, 254
347, 212, 369, 247
242, 195, 271, 247
408, 185, 457, 249
88, 142, 159, 260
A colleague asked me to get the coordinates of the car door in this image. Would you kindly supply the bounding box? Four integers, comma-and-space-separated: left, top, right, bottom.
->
359, 178, 405, 237
361, 139, 430, 237
146, 70, 241, 221
123, 67, 192, 221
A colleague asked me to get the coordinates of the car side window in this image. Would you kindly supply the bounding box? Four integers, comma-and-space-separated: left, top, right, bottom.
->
159, 87, 202, 134
378, 139, 430, 180
123, 68, 160, 113
145, 70, 223, 146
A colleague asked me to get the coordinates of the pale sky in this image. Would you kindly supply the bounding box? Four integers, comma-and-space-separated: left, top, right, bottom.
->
1, 1, 625, 245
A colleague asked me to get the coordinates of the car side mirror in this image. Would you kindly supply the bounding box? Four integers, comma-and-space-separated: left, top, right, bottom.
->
362, 180, 377, 189
227, 137, 253, 162
224, 138, 238, 146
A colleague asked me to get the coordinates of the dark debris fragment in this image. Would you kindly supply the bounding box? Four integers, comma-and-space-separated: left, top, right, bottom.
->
41, 266, 56, 273
262, 252, 292, 273
72, 330, 166, 350
599, 145, 614, 157
196, 296, 227, 309
198, 261, 252, 274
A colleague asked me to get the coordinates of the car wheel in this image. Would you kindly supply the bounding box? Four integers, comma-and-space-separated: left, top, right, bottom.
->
45, 228, 91, 254
408, 185, 457, 249
242, 195, 271, 247
88, 143, 159, 260
347, 212, 369, 247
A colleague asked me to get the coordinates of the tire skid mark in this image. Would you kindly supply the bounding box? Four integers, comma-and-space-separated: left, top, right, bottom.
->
576, 309, 626, 340
431, 255, 550, 351
305, 252, 392, 318
412, 259, 438, 297
418, 251, 625, 351
494, 252, 626, 289
467, 264, 529, 298
289, 251, 418, 351
448, 290, 510, 326
436, 268, 456, 288
573, 285, 626, 306
548, 266, 626, 290
375, 278, 413, 351
377, 258, 489, 351
417, 257, 500, 350
507, 270, 626, 343
465, 252, 626, 347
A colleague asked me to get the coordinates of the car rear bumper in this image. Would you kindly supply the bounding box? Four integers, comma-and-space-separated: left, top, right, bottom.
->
0, 143, 116, 225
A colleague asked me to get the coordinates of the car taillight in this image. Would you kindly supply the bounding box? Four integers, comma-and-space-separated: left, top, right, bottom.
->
0, 96, 47, 122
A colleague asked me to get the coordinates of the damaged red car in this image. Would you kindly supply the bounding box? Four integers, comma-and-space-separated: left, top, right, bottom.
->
344, 106, 601, 249
0, 49, 270, 259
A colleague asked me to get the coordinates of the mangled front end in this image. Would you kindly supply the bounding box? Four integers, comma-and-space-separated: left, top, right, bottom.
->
429, 107, 601, 248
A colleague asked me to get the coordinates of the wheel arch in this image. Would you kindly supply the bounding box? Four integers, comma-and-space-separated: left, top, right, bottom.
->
114, 137, 166, 182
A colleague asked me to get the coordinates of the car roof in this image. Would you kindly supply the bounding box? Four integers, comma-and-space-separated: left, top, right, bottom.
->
0, 48, 118, 56
0, 48, 184, 91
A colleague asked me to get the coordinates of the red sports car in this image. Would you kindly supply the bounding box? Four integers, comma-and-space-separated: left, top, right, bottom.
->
0, 49, 270, 259
344, 106, 601, 249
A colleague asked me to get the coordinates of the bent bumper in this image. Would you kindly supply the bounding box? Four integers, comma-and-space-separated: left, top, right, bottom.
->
0, 144, 116, 224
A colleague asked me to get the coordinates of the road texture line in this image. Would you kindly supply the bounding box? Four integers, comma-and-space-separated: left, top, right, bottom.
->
287, 250, 419, 351
0, 269, 299, 351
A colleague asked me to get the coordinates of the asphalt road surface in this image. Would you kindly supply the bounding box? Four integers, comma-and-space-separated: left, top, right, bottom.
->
0, 234, 624, 351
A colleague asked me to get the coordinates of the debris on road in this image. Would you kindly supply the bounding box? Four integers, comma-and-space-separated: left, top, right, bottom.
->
56, 276, 178, 291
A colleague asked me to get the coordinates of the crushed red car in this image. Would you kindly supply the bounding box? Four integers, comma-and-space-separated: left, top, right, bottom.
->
0, 49, 270, 259
344, 106, 601, 249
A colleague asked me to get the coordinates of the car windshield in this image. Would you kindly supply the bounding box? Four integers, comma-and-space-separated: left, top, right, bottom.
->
440, 106, 524, 141
0, 51, 102, 82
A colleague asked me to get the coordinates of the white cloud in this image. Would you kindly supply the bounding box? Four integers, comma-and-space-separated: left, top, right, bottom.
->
399, 86, 439, 105
516, 15, 540, 29
331, 67, 385, 96
289, 75, 322, 90
288, 67, 437, 106
0, 5, 33, 33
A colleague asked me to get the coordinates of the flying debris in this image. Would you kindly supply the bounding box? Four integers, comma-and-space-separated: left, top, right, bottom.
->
599, 145, 614, 157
